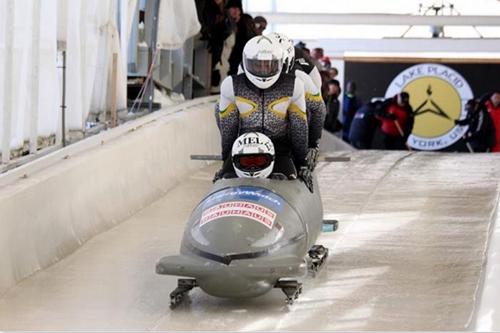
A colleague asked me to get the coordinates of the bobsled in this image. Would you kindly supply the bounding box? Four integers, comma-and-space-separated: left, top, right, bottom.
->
156, 172, 338, 306
156, 132, 338, 307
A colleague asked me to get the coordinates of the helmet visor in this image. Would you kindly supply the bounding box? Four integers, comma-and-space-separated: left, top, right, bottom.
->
244, 56, 282, 78
233, 153, 274, 172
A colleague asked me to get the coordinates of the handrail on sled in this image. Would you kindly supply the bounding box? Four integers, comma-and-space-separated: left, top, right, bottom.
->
190, 154, 351, 162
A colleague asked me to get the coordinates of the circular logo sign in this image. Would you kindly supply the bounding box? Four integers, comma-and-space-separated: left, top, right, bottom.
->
385, 63, 473, 150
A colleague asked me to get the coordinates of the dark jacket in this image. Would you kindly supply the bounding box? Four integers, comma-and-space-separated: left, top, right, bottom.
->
348, 101, 382, 148
228, 13, 256, 75
456, 107, 496, 152
323, 95, 342, 133
342, 94, 359, 141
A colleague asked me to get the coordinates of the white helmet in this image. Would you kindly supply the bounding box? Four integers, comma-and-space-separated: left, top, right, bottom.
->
267, 32, 295, 73
232, 132, 275, 179
243, 36, 283, 89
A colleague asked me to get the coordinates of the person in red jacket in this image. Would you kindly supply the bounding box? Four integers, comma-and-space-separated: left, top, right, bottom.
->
485, 92, 500, 152
376, 92, 414, 150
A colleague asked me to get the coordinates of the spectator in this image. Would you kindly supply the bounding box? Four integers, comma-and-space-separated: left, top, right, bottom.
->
319, 56, 331, 70
310, 47, 323, 69
376, 92, 414, 150
311, 48, 324, 61
342, 81, 360, 142
342, 81, 359, 143
484, 92, 500, 152
328, 67, 339, 79
196, 0, 226, 42
323, 79, 343, 134
455, 99, 496, 152
225, 0, 256, 75
348, 99, 383, 149
197, 0, 236, 92
319, 70, 332, 98
254, 16, 267, 35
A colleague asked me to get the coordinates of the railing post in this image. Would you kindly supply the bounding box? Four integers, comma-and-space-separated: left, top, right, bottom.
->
2, 1, 14, 164
61, 50, 67, 147
30, 0, 41, 154
146, 0, 160, 113
110, 53, 118, 128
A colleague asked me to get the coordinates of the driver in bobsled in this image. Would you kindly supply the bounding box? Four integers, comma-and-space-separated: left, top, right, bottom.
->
214, 35, 312, 190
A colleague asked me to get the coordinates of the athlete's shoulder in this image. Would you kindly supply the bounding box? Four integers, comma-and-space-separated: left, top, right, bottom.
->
293, 76, 305, 95
220, 76, 235, 97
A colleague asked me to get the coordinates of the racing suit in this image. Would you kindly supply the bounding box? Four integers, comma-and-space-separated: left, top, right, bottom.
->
238, 64, 325, 148
294, 47, 322, 91
215, 73, 308, 168
294, 69, 326, 149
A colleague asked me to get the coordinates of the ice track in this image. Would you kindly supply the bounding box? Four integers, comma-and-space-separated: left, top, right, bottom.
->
0, 151, 500, 330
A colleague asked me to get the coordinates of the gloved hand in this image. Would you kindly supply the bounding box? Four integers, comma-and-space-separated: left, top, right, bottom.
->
306, 147, 320, 172
298, 166, 314, 193
213, 169, 224, 183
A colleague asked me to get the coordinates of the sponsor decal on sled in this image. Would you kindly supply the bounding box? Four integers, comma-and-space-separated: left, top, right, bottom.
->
203, 186, 284, 212
200, 201, 277, 229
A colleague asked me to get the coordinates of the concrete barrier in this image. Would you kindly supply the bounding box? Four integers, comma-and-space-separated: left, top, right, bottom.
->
0, 97, 220, 294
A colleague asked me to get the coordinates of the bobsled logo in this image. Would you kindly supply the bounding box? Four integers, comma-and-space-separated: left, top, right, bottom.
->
203, 186, 283, 212
385, 63, 473, 150
236, 136, 273, 151
200, 201, 277, 229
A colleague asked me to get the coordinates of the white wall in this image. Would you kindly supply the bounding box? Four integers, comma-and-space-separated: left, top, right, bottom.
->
0, 98, 220, 294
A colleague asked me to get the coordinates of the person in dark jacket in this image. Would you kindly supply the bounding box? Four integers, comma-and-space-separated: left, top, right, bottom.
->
342, 81, 359, 143
455, 98, 496, 152
253, 16, 267, 35
323, 79, 342, 134
348, 100, 383, 149
225, 0, 256, 75
376, 92, 414, 150
196, 0, 232, 90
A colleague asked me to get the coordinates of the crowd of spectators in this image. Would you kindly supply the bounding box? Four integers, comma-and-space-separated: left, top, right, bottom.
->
195, 2, 500, 152
303, 44, 500, 152
332, 89, 500, 152
196, 0, 266, 93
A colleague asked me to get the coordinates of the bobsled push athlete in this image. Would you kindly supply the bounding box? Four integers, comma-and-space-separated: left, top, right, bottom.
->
214, 35, 313, 190
267, 32, 326, 170
233, 32, 326, 174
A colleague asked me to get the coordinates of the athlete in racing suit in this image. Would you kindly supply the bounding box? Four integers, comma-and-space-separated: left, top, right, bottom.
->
267, 33, 326, 170
294, 46, 322, 92
236, 34, 325, 152
214, 36, 310, 188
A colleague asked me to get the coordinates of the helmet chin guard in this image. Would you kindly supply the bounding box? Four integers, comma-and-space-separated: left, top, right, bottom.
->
232, 132, 275, 179
243, 36, 283, 89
